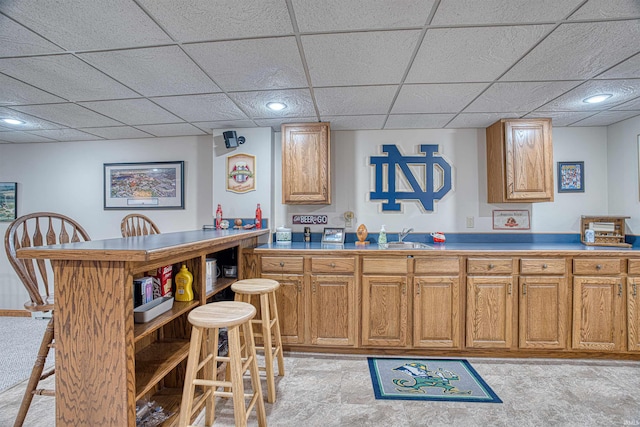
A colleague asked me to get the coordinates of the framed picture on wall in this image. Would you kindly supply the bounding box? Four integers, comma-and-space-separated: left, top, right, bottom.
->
557, 161, 584, 193
0, 182, 17, 222
322, 227, 345, 244
104, 161, 184, 209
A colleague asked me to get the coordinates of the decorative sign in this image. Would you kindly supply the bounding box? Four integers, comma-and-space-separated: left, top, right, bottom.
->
493, 210, 530, 230
370, 144, 452, 212
226, 153, 255, 193
292, 214, 328, 225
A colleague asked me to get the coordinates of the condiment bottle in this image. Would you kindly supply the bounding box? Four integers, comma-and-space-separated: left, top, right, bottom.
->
215, 204, 223, 230
174, 265, 194, 302
378, 225, 387, 249
255, 203, 262, 229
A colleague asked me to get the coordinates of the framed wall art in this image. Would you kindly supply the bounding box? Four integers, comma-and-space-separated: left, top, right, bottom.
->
492, 210, 530, 230
0, 182, 17, 222
321, 227, 345, 244
104, 161, 184, 209
557, 161, 584, 193
226, 153, 256, 193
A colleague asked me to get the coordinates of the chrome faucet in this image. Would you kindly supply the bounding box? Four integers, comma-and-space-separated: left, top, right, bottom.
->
398, 227, 414, 242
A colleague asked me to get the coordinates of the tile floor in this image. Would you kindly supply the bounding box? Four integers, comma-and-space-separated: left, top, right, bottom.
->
1, 352, 639, 426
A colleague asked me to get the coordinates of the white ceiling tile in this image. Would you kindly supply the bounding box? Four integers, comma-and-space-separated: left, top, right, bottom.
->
0, 0, 172, 50
78, 127, 154, 140
134, 123, 206, 137
29, 128, 103, 141
465, 81, 581, 113
597, 53, 640, 79
0, 14, 64, 56
0, 131, 57, 143
611, 97, 640, 110
302, 31, 421, 86
0, 55, 139, 101
392, 83, 486, 114
11, 103, 122, 128
536, 79, 640, 111
432, 0, 583, 24
78, 99, 182, 125
78, 46, 220, 97
569, 0, 640, 20
315, 86, 397, 115
151, 94, 249, 122
446, 112, 525, 128
502, 20, 640, 81
0, 107, 67, 130
569, 110, 640, 126
184, 38, 307, 91
138, 0, 292, 42
292, 0, 435, 32
320, 115, 387, 130
193, 120, 257, 133
0, 74, 65, 105
253, 117, 318, 131
385, 114, 455, 128
229, 89, 317, 119
407, 26, 553, 83
524, 111, 595, 126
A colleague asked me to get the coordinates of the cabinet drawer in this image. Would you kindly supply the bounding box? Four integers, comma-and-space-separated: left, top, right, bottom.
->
628, 259, 640, 275
362, 257, 408, 275
520, 258, 565, 275
312, 257, 355, 273
467, 258, 514, 274
573, 258, 623, 275
414, 257, 459, 275
261, 256, 304, 273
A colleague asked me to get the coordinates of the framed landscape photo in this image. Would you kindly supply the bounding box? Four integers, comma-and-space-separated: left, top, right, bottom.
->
104, 161, 184, 209
322, 227, 345, 244
0, 182, 17, 222
557, 161, 584, 193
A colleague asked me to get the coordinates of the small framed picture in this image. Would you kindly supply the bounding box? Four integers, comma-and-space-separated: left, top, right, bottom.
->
321, 227, 345, 244
557, 161, 584, 193
0, 182, 17, 222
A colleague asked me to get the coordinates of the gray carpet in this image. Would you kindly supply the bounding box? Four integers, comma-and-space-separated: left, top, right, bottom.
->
0, 316, 54, 393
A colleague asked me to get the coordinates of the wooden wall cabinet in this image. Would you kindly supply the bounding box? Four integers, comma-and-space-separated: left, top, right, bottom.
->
281, 122, 331, 204
486, 118, 553, 203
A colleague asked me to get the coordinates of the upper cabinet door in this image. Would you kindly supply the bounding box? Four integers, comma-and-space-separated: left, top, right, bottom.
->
486, 118, 554, 203
282, 122, 331, 204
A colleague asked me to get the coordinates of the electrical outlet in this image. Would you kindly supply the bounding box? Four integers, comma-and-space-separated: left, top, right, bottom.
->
466, 216, 474, 228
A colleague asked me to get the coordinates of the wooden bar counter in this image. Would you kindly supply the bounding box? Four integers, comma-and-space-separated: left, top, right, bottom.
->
17, 229, 268, 427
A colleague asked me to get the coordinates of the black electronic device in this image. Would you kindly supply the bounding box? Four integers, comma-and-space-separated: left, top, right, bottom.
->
223, 131, 245, 148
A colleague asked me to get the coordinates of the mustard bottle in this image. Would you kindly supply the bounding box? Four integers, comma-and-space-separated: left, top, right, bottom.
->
174, 265, 194, 302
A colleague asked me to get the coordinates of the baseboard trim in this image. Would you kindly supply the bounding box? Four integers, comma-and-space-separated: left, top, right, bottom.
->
0, 309, 30, 317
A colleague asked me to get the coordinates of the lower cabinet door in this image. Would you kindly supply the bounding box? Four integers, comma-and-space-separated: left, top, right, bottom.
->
310, 275, 356, 346
361, 275, 408, 347
628, 277, 640, 352
519, 276, 568, 349
466, 276, 514, 348
413, 276, 461, 348
263, 273, 305, 344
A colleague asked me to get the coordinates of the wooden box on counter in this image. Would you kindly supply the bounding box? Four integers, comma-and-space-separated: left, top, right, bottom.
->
580, 215, 631, 247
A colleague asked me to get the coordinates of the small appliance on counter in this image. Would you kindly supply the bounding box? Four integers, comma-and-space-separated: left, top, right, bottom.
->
276, 226, 292, 244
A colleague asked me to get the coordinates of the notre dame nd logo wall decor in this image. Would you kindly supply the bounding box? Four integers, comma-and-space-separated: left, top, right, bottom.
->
370, 144, 453, 212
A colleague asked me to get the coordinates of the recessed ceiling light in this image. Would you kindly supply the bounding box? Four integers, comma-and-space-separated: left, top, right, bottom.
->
266, 102, 287, 111
1, 118, 25, 125
583, 94, 612, 104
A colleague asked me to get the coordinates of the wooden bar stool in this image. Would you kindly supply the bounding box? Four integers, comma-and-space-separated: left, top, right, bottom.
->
178, 301, 266, 427
231, 278, 285, 403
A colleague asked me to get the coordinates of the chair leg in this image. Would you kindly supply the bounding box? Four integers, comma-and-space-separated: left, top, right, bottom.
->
260, 293, 276, 403
228, 325, 248, 427
13, 316, 55, 427
178, 326, 203, 427
204, 327, 217, 427
269, 291, 285, 376
243, 321, 267, 427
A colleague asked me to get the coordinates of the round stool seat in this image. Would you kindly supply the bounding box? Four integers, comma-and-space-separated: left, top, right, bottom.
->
232, 278, 280, 295
188, 301, 256, 329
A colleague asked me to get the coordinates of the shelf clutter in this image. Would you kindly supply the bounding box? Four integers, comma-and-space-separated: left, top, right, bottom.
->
580, 215, 631, 247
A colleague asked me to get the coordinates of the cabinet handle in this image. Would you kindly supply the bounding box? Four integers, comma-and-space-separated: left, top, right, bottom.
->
542, 264, 548, 269
508, 283, 512, 295
312, 283, 316, 293
330, 262, 336, 268
488, 264, 494, 269
297, 283, 302, 293
596, 264, 602, 270
280, 261, 285, 267
633, 283, 637, 297
402, 284, 406, 295
416, 285, 420, 295
522, 283, 527, 295
618, 283, 622, 296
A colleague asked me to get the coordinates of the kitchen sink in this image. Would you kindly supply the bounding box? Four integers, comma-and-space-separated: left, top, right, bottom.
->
386, 242, 433, 249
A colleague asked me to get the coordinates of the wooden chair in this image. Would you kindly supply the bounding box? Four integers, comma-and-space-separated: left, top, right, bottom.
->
4, 212, 90, 427
120, 213, 160, 237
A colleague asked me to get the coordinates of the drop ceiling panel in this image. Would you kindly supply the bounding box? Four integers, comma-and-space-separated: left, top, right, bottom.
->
315, 86, 397, 115
78, 99, 183, 125
446, 112, 524, 128
385, 114, 455, 129
431, 0, 583, 24
320, 115, 387, 130
138, 0, 293, 42
77, 46, 221, 97
465, 81, 582, 113
597, 53, 640, 79
79, 126, 154, 140
0, 131, 57, 143
536, 79, 640, 111
292, 0, 435, 32
11, 103, 122, 128
569, 0, 640, 20
0, 0, 172, 50
253, 117, 318, 131
0, 55, 139, 101
611, 97, 640, 111
229, 89, 317, 119
501, 20, 640, 81
302, 31, 421, 86
0, 14, 64, 56
28, 128, 103, 141
407, 26, 553, 83
393, 83, 487, 114
0, 74, 65, 105
524, 111, 595, 127
193, 120, 257, 133
184, 37, 307, 91
571, 110, 640, 126
134, 123, 206, 137
151, 94, 249, 122
0, 107, 66, 130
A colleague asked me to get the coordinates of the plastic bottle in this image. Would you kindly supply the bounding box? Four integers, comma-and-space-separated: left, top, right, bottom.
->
378, 225, 387, 248
255, 203, 262, 229
215, 204, 222, 230
174, 265, 194, 302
